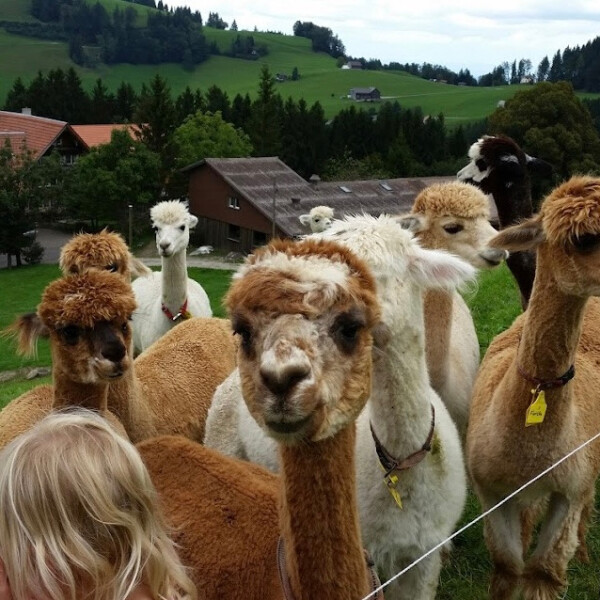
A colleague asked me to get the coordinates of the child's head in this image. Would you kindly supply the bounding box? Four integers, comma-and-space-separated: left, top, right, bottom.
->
0, 410, 196, 600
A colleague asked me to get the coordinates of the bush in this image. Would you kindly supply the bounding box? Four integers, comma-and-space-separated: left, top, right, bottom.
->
22, 241, 44, 265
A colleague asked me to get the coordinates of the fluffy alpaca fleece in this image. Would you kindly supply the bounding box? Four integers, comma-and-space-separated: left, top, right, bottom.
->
467, 176, 600, 600
59, 229, 151, 280
397, 181, 507, 436
141, 237, 382, 600
457, 135, 553, 309
0, 271, 137, 448
206, 214, 473, 600
299, 205, 335, 233
131, 200, 212, 353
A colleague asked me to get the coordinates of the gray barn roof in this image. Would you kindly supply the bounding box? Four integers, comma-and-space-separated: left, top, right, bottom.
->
187, 157, 493, 237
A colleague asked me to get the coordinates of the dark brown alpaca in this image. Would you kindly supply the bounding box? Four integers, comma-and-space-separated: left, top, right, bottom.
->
457, 134, 553, 309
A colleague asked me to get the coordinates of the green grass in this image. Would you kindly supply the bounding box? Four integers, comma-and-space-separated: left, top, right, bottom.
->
4, 2, 598, 121
0, 259, 599, 595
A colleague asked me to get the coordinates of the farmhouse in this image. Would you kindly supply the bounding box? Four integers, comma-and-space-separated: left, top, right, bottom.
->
0, 109, 86, 165
183, 156, 459, 253
348, 87, 381, 101
343, 60, 364, 70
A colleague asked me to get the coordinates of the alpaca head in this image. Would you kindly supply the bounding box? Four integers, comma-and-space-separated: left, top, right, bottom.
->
489, 176, 600, 297
150, 201, 198, 258
59, 229, 149, 280
32, 271, 136, 384
456, 135, 552, 201
299, 206, 335, 233
314, 213, 476, 341
226, 238, 380, 444
396, 181, 508, 269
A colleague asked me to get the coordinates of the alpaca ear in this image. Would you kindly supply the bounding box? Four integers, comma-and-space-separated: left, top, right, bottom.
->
396, 214, 427, 233
489, 215, 545, 251
408, 246, 476, 290
299, 214, 311, 226
187, 214, 198, 229
129, 254, 152, 278
1, 313, 48, 357
526, 155, 553, 178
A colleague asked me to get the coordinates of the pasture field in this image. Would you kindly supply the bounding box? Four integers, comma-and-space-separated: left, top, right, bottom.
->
0, 260, 599, 596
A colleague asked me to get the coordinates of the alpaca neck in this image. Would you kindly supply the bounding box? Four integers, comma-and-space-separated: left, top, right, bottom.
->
369, 303, 432, 470
423, 289, 452, 392
510, 249, 585, 423
492, 180, 533, 229
52, 367, 109, 412
279, 425, 369, 600
161, 248, 188, 311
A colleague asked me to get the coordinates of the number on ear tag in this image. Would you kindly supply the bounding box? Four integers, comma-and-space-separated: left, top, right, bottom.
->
525, 389, 547, 427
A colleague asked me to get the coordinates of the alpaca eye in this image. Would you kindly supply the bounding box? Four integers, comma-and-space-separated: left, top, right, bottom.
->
60, 325, 80, 345
314, 218, 320, 222
476, 158, 487, 171
106, 263, 118, 272
152, 226, 159, 233
572, 233, 600, 254
443, 224, 463, 235
69, 265, 79, 274
121, 321, 129, 333
232, 320, 253, 352
179, 225, 186, 231
333, 312, 365, 353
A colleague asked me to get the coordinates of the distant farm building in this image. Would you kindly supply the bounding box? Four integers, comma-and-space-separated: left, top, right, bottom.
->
348, 87, 381, 101
343, 60, 363, 70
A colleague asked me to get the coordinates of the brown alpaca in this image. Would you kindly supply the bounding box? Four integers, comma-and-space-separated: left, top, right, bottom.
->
0, 271, 137, 447
466, 175, 600, 600
397, 181, 507, 435
60, 229, 151, 279
138, 237, 382, 600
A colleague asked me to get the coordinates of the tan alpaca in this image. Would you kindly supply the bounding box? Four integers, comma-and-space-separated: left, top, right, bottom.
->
138, 237, 382, 600
60, 228, 151, 279
397, 181, 507, 435
467, 175, 600, 600
0, 271, 137, 446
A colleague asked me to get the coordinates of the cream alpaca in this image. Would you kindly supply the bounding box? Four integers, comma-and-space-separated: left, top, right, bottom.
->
397, 181, 507, 435
131, 200, 212, 353
205, 214, 473, 599
140, 237, 382, 600
299, 205, 334, 233
467, 175, 600, 600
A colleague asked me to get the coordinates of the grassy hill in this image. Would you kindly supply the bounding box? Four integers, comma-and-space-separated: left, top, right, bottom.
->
0, 0, 595, 121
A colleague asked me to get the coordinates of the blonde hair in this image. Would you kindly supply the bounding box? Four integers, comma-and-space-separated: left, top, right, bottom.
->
0, 410, 197, 600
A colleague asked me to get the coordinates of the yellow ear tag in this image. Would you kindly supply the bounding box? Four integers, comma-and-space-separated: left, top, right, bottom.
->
384, 473, 403, 509
525, 389, 547, 427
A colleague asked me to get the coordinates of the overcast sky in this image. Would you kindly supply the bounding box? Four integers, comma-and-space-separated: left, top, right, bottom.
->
168, 1, 600, 77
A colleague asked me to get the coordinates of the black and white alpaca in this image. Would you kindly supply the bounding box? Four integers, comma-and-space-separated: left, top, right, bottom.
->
457, 135, 552, 309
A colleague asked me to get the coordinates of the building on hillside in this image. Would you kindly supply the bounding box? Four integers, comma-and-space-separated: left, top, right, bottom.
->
348, 87, 381, 101
182, 156, 465, 254
0, 109, 86, 165
343, 60, 363, 70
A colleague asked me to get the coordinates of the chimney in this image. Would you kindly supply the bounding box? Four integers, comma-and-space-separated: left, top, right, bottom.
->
309, 174, 321, 187
291, 197, 301, 205
21, 107, 32, 116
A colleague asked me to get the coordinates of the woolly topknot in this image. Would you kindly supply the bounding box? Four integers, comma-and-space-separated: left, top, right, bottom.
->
150, 200, 190, 226
227, 238, 379, 323
311, 206, 334, 219
38, 271, 137, 330
412, 182, 490, 219
540, 175, 600, 246
59, 229, 129, 276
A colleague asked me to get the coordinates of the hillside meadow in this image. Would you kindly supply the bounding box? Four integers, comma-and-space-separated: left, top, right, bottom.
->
0, 0, 558, 121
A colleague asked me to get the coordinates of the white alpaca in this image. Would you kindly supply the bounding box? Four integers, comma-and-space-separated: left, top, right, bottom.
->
299, 206, 334, 233
131, 201, 212, 353
205, 214, 471, 600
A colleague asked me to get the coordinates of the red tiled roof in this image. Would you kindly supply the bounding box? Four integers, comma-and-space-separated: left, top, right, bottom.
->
0, 111, 67, 160
70, 124, 140, 148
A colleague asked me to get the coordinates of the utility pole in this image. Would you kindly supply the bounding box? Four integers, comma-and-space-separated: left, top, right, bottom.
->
128, 204, 133, 248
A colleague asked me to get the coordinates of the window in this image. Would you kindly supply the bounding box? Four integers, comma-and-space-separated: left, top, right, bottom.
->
339, 185, 352, 193
379, 181, 393, 191
228, 196, 240, 210
228, 224, 241, 242
252, 230, 267, 247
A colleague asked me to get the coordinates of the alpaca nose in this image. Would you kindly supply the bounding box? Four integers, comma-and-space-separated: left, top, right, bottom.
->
101, 341, 126, 363
159, 241, 170, 251
260, 363, 310, 396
